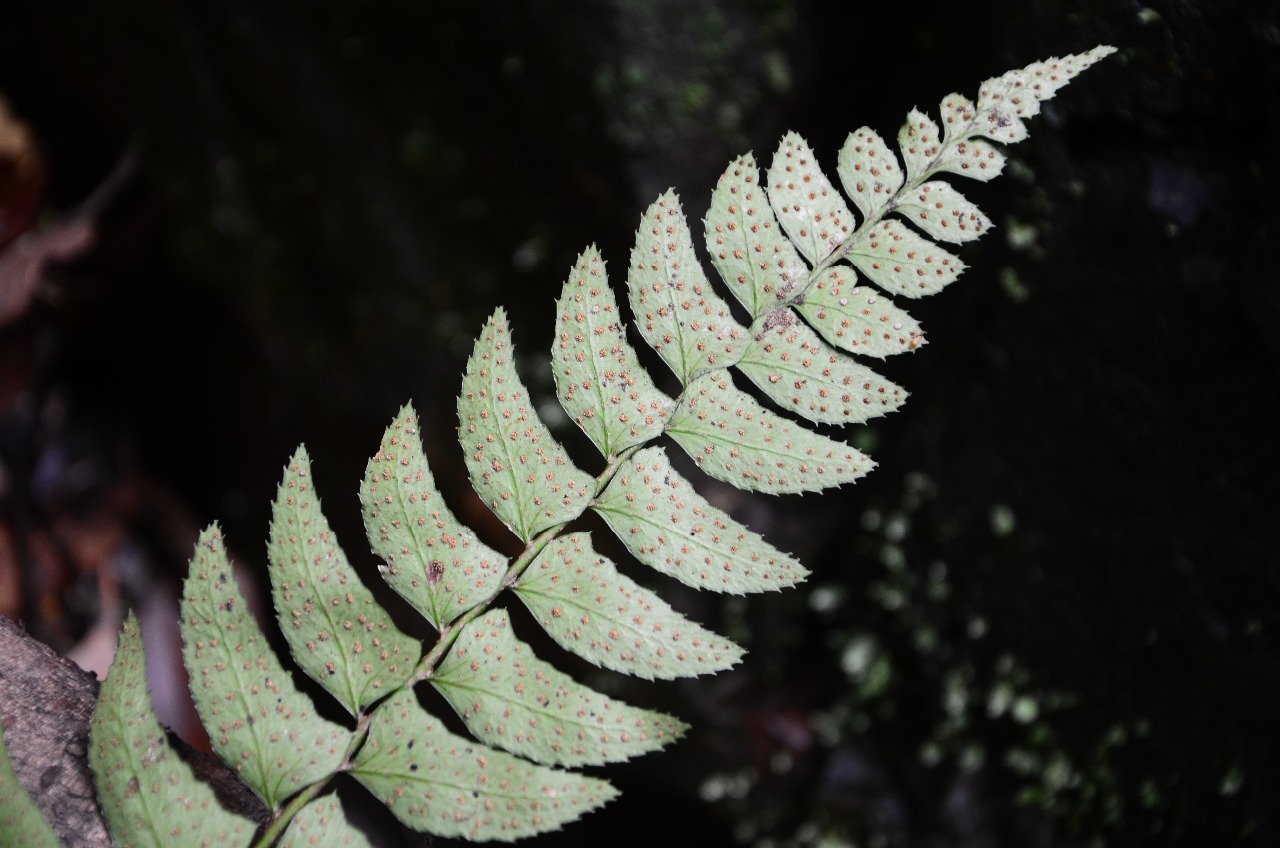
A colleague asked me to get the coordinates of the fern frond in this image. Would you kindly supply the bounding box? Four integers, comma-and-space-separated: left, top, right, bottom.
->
80, 46, 1114, 846
270, 448, 417, 716
431, 608, 688, 767
0, 725, 64, 848
553, 245, 674, 458
594, 445, 808, 591
513, 531, 746, 678
362, 403, 506, 629
348, 689, 617, 841
181, 527, 352, 811
91, 613, 257, 846
459, 308, 596, 541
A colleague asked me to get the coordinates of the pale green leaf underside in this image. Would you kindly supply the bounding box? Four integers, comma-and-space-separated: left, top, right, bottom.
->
433, 609, 686, 767
974, 47, 1117, 143
627, 192, 750, 386
279, 795, 373, 848
181, 527, 350, 809
1, 723, 66, 847
939, 93, 978, 145
898, 108, 943, 183
769, 132, 856, 264
553, 246, 673, 458
846, 220, 965, 299
705, 153, 808, 320
934, 137, 1006, 182
270, 447, 416, 716
793, 266, 924, 358
594, 446, 808, 590
90, 613, 255, 848
363, 403, 506, 629
74, 48, 1113, 846
514, 532, 744, 678
838, 127, 903, 222
737, 315, 906, 425
350, 689, 616, 841
666, 373, 873, 494
459, 309, 594, 541
893, 181, 992, 245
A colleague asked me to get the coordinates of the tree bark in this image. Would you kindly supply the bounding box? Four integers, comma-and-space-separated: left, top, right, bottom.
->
0, 615, 268, 845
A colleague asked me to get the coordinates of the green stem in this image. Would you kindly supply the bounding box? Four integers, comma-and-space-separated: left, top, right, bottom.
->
252, 711, 373, 846
254, 781, 326, 847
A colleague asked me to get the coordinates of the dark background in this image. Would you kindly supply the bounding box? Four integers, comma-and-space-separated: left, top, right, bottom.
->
0, 1, 1276, 846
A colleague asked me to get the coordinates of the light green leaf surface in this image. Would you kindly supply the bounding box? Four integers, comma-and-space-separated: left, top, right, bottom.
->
978, 105, 1031, 144
933, 137, 1006, 182
793, 266, 924, 358
459, 309, 594, 541
270, 448, 416, 716
552, 246, 673, 458
90, 613, 255, 848
350, 689, 616, 841
627, 192, 750, 386
432, 609, 686, 767
704, 152, 809, 319
363, 403, 506, 629
768, 132, 856, 264
594, 446, 808, 590
181, 526, 350, 809
665, 373, 873, 494
837, 127, 903, 223
893, 181, 992, 244
846, 220, 965, 299
514, 532, 744, 678
897, 109, 943, 183
974, 47, 1116, 143
737, 315, 906, 425
279, 795, 373, 848
939, 93, 977, 144
0, 725, 64, 848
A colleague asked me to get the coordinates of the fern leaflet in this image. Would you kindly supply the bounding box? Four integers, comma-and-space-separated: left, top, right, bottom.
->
78, 46, 1115, 845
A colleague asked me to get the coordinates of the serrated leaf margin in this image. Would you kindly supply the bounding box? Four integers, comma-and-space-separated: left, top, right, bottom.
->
270, 447, 417, 716
90, 613, 255, 847
553, 246, 674, 457
181, 526, 350, 810
363, 403, 508, 629
514, 532, 745, 679
432, 608, 687, 767
458, 309, 595, 541
350, 689, 617, 841
594, 446, 809, 589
